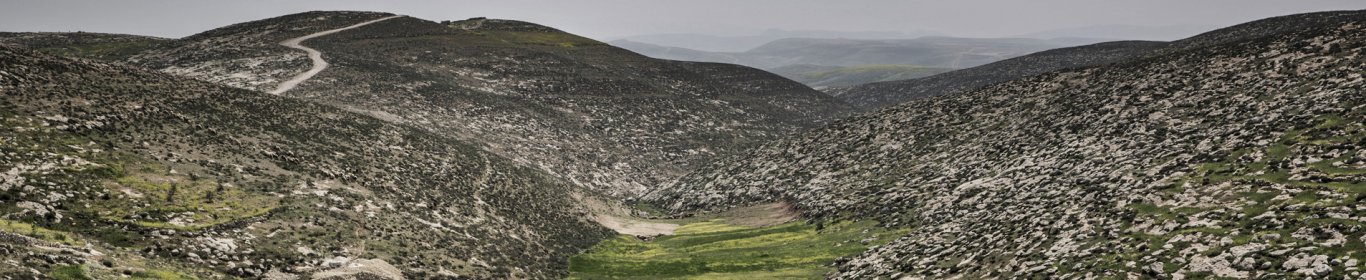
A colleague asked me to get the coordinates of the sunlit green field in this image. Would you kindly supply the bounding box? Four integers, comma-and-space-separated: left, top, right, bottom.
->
569, 219, 904, 279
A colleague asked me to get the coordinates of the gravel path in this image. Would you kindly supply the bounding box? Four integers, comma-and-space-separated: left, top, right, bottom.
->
269, 15, 402, 95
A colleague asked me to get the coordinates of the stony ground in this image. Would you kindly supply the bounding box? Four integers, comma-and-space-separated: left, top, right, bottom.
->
1, 45, 613, 279
285, 16, 852, 197
125, 13, 852, 199
647, 10, 1366, 279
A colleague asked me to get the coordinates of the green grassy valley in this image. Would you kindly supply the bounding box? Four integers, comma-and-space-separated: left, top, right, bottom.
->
570, 219, 904, 279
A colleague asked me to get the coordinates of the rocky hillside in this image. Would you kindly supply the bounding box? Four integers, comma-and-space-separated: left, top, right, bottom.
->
139, 13, 850, 197
0, 32, 167, 61
126, 11, 396, 91
833, 9, 1366, 111
828, 40, 1167, 109
645, 10, 1366, 279
0, 45, 613, 279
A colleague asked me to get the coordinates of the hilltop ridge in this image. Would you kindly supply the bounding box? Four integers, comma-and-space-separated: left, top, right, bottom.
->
828, 40, 1168, 109
832, 10, 1366, 110
127, 11, 396, 91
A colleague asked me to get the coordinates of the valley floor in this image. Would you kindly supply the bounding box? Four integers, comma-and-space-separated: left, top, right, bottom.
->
571, 203, 903, 279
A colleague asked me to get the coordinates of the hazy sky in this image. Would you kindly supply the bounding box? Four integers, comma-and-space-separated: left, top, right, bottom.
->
1, 0, 1363, 39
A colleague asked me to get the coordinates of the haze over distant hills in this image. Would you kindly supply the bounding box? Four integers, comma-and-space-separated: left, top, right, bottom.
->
613, 36, 1107, 88
610, 24, 1213, 89
1018, 24, 1218, 41
607, 28, 942, 52
614, 36, 1107, 69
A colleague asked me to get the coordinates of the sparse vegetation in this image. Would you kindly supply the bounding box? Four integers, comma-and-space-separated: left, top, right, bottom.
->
0, 218, 85, 246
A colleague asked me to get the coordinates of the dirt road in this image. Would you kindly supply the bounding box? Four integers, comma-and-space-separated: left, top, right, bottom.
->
269, 15, 403, 95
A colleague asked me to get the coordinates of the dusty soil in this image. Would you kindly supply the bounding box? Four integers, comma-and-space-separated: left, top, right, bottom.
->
580, 193, 798, 236
593, 214, 680, 236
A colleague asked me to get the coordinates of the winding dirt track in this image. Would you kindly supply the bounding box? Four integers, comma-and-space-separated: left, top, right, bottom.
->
269, 15, 403, 95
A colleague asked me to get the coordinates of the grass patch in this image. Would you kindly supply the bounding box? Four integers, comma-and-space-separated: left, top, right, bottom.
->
90, 165, 278, 231
569, 220, 904, 279
130, 269, 197, 280
0, 218, 85, 246
1129, 203, 1176, 221
1308, 154, 1366, 176
48, 265, 90, 280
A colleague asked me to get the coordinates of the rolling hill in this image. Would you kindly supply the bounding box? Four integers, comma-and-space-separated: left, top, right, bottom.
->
827, 40, 1168, 109
128, 13, 851, 197
645, 10, 1366, 279
832, 8, 1366, 111
0, 44, 615, 278
0, 32, 167, 61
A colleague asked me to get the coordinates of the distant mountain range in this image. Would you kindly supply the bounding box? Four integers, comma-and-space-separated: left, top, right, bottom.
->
611, 24, 1213, 90
613, 36, 1108, 88
606, 29, 942, 52
1018, 24, 1218, 41
615, 36, 1107, 69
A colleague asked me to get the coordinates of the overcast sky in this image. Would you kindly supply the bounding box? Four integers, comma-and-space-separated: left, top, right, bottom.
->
1, 0, 1363, 39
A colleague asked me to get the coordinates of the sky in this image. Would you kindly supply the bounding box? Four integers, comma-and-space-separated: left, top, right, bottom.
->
1, 0, 1363, 40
